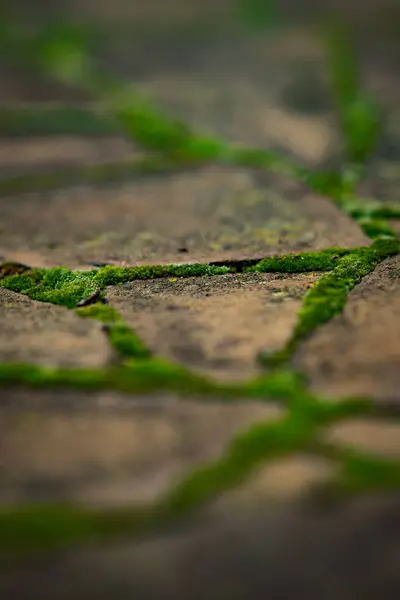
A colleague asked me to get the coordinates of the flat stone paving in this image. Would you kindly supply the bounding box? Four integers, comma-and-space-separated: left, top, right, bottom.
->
0, 11, 400, 600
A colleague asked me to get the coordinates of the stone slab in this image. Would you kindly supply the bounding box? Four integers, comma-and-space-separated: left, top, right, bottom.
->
0, 135, 134, 176
107, 272, 319, 381
0, 388, 282, 506
0, 287, 111, 368
0, 167, 368, 268
295, 256, 400, 402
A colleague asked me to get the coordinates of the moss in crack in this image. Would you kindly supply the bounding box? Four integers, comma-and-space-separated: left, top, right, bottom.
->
94, 263, 232, 286
76, 302, 151, 360
0, 412, 317, 559
2, 395, 398, 560
339, 196, 400, 221
0, 358, 312, 402
260, 238, 400, 367
357, 218, 397, 240
325, 22, 382, 166
0, 264, 232, 308
309, 442, 400, 501
0, 247, 358, 307
0, 360, 221, 396
247, 248, 351, 274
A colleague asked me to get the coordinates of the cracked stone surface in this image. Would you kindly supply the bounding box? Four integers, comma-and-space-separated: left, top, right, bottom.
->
0, 168, 368, 268
0, 287, 111, 367
107, 271, 318, 381
296, 256, 400, 402
0, 135, 135, 175
1, 7, 400, 600
0, 389, 283, 506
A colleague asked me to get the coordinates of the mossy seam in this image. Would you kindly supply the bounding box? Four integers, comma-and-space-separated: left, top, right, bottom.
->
260, 238, 400, 367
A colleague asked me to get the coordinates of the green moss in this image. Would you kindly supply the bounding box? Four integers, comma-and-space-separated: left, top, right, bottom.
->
247, 248, 350, 274
326, 22, 382, 165
310, 443, 400, 500
357, 218, 397, 240
261, 239, 400, 367
0, 263, 233, 308
1, 16, 400, 559
0, 268, 97, 308
93, 263, 232, 286
76, 303, 152, 360
339, 196, 400, 221
0, 360, 225, 396
0, 412, 317, 558
1, 396, 398, 560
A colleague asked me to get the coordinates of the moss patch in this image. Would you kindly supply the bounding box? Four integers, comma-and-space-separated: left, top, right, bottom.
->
0, 398, 398, 560
76, 302, 152, 360
325, 22, 382, 168
248, 248, 351, 274
1, 17, 400, 562
0, 263, 233, 308
260, 238, 400, 367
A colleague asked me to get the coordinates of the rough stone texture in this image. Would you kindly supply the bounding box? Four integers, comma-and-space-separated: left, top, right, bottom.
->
0, 167, 368, 268
108, 272, 318, 381
1, 9, 400, 600
0, 388, 283, 506
295, 256, 400, 401
0, 136, 134, 175
0, 287, 111, 367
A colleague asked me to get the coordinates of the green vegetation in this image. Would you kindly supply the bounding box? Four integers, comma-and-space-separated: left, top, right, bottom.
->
261, 238, 400, 366
0, 14, 399, 560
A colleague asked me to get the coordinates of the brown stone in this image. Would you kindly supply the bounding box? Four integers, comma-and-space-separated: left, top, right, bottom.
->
107, 272, 319, 381
0, 167, 368, 268
0, 287, 111, 368
323, 419, 400, 459
0, 388, 283, 506
0, 135, 134, 173
295, 256, 400, 402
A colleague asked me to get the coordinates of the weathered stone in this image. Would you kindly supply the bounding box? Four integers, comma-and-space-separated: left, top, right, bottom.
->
107, 272, 318, 381
0, 167, 368, 268
0, 388, 283, 506
0, 287, 111, 368
295, 256, 400, 402
0, 135, 134, 175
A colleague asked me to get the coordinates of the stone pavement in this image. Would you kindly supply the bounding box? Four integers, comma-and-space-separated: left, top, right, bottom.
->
0, 13, 400, 600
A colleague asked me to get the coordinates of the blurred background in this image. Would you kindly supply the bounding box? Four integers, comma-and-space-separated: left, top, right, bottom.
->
0, 2, 399, 599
